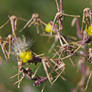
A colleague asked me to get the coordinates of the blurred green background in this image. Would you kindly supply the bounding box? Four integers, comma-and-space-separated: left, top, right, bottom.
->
0, 0, 92, 92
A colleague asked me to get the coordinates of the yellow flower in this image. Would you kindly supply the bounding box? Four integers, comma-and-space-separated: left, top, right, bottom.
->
45, 23, 55, 33
19, 51, 32, 63
85, 24, 92, 36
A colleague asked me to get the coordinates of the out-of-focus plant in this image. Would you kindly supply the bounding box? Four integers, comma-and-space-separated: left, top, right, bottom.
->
0, 0, 92, 92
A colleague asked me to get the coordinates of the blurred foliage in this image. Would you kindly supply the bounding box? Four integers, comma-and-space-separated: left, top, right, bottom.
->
0, 0, 92, 92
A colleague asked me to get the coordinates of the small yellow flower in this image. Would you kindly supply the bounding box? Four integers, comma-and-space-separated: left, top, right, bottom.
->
85, 24, 92, 36
19, 51, 32, 63
45, 23, 55, 33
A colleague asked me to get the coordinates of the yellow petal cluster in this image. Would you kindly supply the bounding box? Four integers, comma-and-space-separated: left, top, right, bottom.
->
45, 23, 55, 33
19, 51, 32, 63
85, 24, 92, 36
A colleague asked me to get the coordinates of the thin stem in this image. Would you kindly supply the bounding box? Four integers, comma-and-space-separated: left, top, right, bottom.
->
42, 58, 53, 85
0, 19, 9, 29
62, 13, 80, 18
20, 17, 33, 32
84, 71, 92, 91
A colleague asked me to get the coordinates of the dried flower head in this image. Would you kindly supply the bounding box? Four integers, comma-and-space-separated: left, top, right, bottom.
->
83, 8, 91, 24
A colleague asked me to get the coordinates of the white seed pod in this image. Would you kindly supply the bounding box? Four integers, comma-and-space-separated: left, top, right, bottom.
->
13, 36, 31, 56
